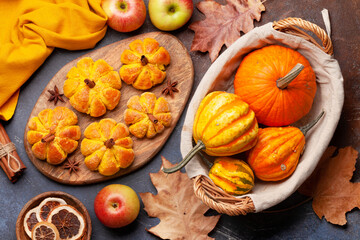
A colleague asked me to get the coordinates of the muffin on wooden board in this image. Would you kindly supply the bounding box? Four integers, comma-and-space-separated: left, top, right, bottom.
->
119, 38, 170, 90
64, 57, 122, 117
27, 107, 81, 165
81, 118, 135, 176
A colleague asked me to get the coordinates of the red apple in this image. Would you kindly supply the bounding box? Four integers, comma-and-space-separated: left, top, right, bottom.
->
94, 184, 140, 228
101, 0, 146, 32
148, 0, 193, 31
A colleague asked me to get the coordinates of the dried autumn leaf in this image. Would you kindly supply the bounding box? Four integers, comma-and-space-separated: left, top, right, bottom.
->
298, 146, 359, 225
189, 0, 265, 62
139, 157, 221, 240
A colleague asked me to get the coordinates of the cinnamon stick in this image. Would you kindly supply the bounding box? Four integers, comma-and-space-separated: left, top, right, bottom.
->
0, 123, 26, 183
148, 114, 158, 124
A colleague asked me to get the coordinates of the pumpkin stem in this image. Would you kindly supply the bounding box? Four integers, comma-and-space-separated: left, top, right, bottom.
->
162, 140, 206, 174
299, 111, 325, 135
276, 63, 304, 89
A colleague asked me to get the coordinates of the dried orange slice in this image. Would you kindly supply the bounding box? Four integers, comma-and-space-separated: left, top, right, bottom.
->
23, 206, 41, 238
31, 222, 60, 240
36, 197, 67, 222
47, 205, 86, 240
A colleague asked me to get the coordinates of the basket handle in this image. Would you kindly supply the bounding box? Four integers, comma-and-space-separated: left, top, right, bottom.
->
273, 17, 333, 55
193, 175, 255, 215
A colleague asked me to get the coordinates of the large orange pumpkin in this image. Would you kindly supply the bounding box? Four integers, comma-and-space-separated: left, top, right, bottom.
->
234, 45, 317, 126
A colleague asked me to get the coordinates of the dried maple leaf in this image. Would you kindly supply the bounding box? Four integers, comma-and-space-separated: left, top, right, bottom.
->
189, 0, 265, 62
139, 157, 221, 240
298, 146, 359, 225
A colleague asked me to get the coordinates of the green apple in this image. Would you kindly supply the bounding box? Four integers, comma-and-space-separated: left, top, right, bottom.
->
148, 0, 193, 31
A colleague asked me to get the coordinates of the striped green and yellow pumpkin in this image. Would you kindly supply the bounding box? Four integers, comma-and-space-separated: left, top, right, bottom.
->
209, 157, 254, 195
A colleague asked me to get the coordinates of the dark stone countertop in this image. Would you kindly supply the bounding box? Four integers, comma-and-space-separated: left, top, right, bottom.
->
2, 0, 360, 239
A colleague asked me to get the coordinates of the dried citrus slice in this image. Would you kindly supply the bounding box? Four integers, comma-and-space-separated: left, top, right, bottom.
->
23, 206, 41, 238
47, 205, 86, 240
31, 222, 60, 240
36, 197, 67, 222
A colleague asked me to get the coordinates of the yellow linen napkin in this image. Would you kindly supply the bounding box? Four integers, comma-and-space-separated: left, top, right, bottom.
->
0, 0, 108, 120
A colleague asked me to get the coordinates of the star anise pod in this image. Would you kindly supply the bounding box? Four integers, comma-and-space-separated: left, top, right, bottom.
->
162, 78, 179, 97
63, 159, 80, 175
48, 85, 65, 105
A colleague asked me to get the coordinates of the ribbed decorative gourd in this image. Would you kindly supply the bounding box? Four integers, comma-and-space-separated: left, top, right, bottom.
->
163, 91, 258, 173
234, 45, 317, 127
209, 157, 254, 195
193, 91, 258, 156
247, 111, 324, 181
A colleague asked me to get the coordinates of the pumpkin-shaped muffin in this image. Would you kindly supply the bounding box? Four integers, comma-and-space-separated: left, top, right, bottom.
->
119, 38, 171, 90
124, 92, 172, 138
27, 107, 81, 165
64, 57, 122, 117
81, 119, 135, 176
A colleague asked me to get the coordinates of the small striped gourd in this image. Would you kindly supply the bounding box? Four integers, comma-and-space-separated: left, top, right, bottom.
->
209, 157, 254, 195
247, 111, 324, 181
163, 91, 258, 173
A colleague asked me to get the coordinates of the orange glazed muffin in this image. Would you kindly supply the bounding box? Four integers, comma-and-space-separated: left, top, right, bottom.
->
81, 119, 135, 176
119, 38, 171, 90
64, 57, 122, 117
27, 107, 81, 165
124, 92, 172, 138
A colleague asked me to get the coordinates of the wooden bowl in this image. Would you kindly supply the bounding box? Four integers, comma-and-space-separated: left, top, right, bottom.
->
16, 191, 91, 240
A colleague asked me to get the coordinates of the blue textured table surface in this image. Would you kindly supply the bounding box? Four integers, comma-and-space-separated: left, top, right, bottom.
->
2, 0, 360, 239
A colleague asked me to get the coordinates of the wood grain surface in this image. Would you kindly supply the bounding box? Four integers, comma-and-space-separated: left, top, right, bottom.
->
23, 32, 194, 185
16, 191, 92, 240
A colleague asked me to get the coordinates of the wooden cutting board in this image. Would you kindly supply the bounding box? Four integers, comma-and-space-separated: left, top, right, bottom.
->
24, 32, 194, 185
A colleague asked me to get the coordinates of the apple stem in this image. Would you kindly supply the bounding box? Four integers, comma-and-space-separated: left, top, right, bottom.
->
112, 203, 118, 208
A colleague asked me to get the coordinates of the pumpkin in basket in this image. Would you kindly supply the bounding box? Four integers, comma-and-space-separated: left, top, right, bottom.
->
234, 45, 317, 126
163, 91, 258, 173
81, 119, 134, 176
27, 107, 81, 165
124, 92, 172, 138
119, 38, 171, 90
63, 57, 122, 117
247, 111, 324, 181
209, 157, 254, 196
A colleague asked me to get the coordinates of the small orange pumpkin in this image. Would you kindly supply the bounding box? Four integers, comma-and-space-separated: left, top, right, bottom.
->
234, 45, 317, 126
163, 91, 258, 173
247, 111, 324, 181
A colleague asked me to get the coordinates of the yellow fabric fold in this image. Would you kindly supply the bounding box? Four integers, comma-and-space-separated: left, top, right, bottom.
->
0, 0, 108, 120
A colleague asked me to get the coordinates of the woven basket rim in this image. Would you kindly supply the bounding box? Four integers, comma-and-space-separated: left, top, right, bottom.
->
192, 17, 333, 216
